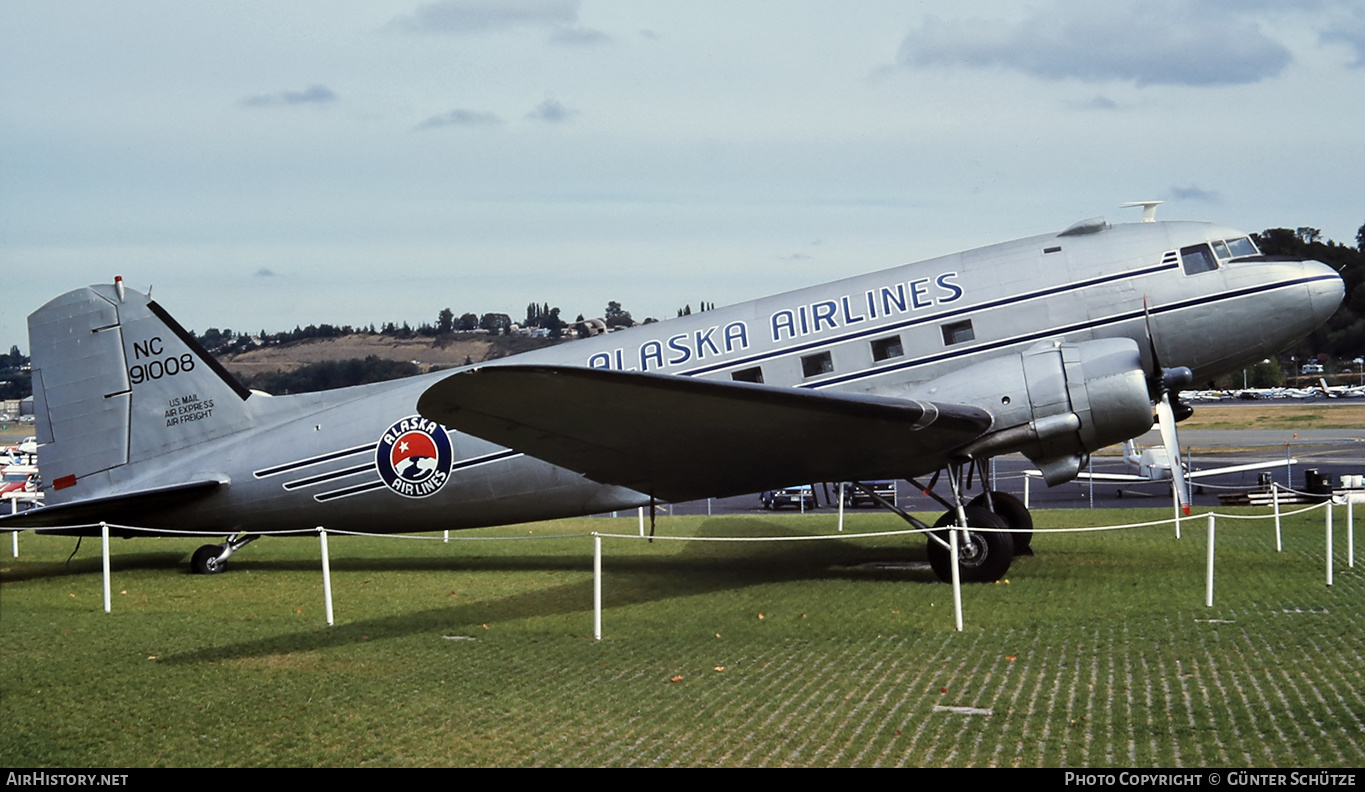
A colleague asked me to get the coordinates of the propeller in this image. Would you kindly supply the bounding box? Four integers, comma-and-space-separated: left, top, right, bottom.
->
1143, 298, 1194, 515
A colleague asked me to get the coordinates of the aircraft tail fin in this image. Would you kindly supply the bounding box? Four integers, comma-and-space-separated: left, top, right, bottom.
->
28, 281, 253, 504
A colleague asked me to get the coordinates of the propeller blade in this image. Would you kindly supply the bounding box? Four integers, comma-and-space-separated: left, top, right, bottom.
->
1156, 394, 1191, 515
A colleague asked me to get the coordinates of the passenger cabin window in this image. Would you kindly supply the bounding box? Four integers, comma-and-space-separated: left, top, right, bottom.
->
731, 367, 764, 384
1180, 244, 1218, 275
801, 351, 833, 378
870, 336, 904, 362
941, 319, 975, 346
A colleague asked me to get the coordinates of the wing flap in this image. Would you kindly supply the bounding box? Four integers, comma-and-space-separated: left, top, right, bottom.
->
418, 365, 992, 503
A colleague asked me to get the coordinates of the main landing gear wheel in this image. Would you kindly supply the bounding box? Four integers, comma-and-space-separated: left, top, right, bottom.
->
927, 507, 1014, 584
191, 544, 226, 575
968, 490, 1034, 556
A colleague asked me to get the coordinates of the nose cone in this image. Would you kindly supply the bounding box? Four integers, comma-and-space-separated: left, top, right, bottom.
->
1306, 259, 1345, 327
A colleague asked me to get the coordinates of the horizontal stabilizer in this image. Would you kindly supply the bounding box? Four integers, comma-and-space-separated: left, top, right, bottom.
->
0, 478, 225, 533
418, 365, 992, 503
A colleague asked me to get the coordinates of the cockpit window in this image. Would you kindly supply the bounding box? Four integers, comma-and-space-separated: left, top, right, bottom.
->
1212, 240, 1231, 260
1180, 244, 1218, 275
1226, 237, 1258, 257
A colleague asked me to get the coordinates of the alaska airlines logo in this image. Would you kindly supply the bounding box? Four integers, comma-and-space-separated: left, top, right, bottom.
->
376, 417, 453, 498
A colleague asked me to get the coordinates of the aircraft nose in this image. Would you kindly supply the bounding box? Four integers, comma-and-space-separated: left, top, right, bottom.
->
1305, 259, 1345, 326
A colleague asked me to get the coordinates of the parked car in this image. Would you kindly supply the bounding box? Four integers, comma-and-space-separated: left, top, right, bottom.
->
839, 480, 897, 507
760, 485, 817, 510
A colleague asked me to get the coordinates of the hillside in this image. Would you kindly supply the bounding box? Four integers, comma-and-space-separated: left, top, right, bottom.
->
217, 333, 566, 381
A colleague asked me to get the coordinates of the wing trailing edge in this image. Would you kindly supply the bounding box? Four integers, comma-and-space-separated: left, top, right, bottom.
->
418, 365, 992, 503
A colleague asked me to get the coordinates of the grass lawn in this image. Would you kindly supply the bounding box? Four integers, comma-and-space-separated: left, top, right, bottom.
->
1178, 403, 1365, 430
2, 506, 1361, 767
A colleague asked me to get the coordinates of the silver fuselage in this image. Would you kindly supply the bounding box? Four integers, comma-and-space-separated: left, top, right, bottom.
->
29, 220, 1345, 536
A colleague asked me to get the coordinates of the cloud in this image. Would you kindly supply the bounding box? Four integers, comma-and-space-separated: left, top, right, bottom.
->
240, 85, 338, 108
1321, 13, 1365, 67
391, 0, 578, 34
416, 109, 503, 130
525, 98, 578, 123
897, 2, 1292, 86
1169, 185, 1221, 203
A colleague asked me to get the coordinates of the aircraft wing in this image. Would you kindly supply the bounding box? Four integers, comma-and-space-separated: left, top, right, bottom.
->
418, 365, 993, 503
1186, 459, 1297, 480
1069, 472, 1149, 482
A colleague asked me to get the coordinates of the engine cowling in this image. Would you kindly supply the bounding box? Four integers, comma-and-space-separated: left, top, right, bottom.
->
905, 338, 1153, 484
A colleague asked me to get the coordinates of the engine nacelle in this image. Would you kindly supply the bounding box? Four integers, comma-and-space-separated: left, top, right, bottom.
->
906, 338, 1153, 484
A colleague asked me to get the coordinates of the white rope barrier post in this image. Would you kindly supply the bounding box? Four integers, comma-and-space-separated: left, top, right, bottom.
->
1325, 503, 1334, 588
1205, 513, 1216, 607
318, 526, 334, 626
637, 506, 645, 537
101, 521, 112, 614
10, 496, 18, 556
1272, 483, 1283, 552
593, 534, 602, 641
1023, 474, 1031, 509
950, 529, 963, 632
837, 482, 845, 533
1348, 497, 1355, 569
1172, 480, 1182, 539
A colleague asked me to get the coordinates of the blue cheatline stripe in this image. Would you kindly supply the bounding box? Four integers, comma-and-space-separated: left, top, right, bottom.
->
254, 443, 377, 478
675, 260, 1179, 378
804, 274, 1337, 390
308, 448, 525, 502
283, 463, 375, 491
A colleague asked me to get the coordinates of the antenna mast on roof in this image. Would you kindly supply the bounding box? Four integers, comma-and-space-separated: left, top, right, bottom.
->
1120, 201, 1163, 223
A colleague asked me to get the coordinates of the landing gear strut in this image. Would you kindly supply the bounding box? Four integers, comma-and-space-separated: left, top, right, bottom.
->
190, 534, 259, 575
850, 457, 1031, 584
908, 460, 1026, 583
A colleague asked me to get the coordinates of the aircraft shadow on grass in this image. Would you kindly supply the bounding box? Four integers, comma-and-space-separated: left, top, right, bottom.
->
158, 518, 937, 665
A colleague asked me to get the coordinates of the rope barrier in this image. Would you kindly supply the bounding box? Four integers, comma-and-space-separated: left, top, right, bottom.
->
13, 495, 1353, 636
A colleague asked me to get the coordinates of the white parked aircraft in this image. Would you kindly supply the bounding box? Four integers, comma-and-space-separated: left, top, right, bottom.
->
1046, 439, 1296, 487
0, 212, 1344, 582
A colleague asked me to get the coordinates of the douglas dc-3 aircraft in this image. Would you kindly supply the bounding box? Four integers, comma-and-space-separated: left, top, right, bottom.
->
0, 209, 1344, 583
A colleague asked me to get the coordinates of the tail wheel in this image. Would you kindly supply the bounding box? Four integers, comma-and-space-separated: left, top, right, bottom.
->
968, 491, 1033, 555
927, 507, 1014, 583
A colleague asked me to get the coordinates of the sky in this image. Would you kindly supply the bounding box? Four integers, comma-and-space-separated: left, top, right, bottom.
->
3, 0, 1363, 351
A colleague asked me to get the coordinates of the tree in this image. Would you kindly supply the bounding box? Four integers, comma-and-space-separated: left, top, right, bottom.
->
604, 300, 633, 329
544, 307, 566, 339
1248, 359, 1284, 388
480, 313, 511, 334
436, 308, 454, 334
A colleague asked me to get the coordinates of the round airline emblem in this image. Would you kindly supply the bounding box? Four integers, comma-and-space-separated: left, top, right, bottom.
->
376, 416, 453, 498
